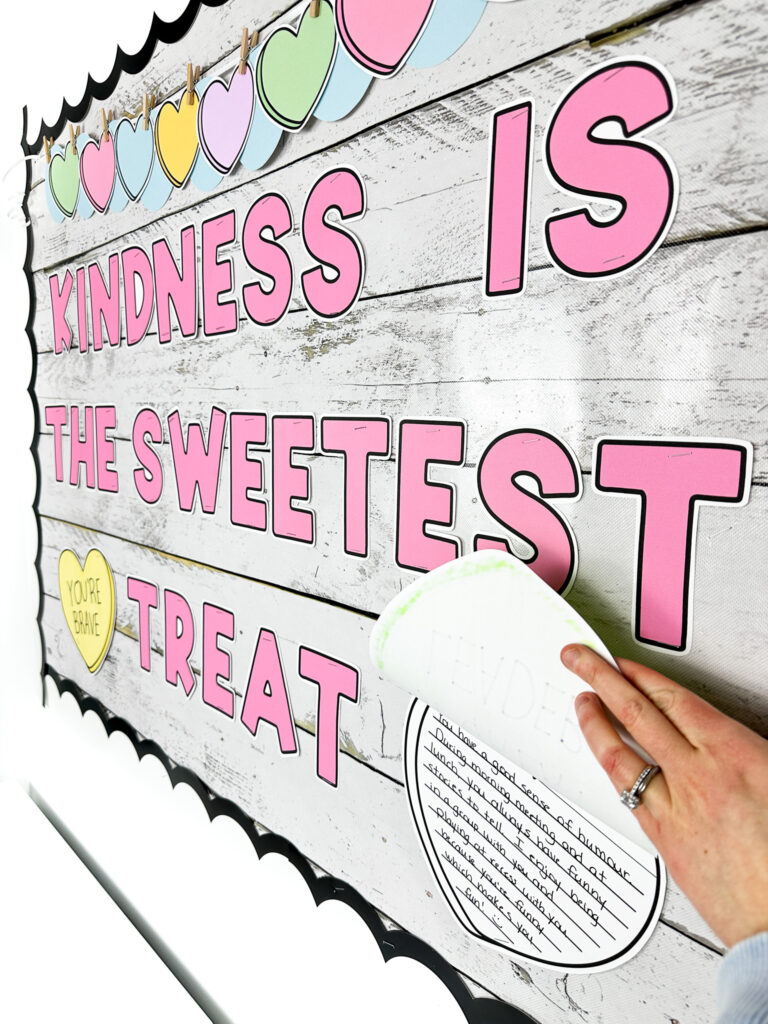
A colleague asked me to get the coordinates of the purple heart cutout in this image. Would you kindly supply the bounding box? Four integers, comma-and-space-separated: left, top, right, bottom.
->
198, 65, 256, 174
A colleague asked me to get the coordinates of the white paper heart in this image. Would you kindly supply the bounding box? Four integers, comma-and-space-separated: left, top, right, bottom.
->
404, 699, 664, 971
371, 550, 654, 851
372, 551, 666, 970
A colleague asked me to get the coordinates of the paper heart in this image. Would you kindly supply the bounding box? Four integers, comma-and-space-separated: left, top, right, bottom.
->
155, 92, 200, 188
48, 142, 80, 218
404, 699, 665, 971
79, 134, 116, 213
256, 0, 337, 132
58, 549, 116, 674
198, 64, 255, 173
336, 0, 435, 77
371, 550, 654, 852
114, 116, 155, 200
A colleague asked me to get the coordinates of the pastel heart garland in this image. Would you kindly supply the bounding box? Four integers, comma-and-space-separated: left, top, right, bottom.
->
198, 63, 256, 173
335, 0, 436, 77
115, 116, 155, 200
48, 141, 80, 218
79, 132, 117, 213
58, 548, 116, 674
155, 91, 200, 188
256, 0, 338, 132
44, 0, 490, 219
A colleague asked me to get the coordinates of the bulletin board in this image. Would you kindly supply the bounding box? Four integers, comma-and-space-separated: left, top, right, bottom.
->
25, 0, 767, 1020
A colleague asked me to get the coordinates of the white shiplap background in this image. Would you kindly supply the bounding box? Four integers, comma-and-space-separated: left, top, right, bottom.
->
29, 1, 768, 1021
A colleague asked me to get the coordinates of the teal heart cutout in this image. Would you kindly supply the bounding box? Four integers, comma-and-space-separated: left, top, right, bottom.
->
49, 142, 80, 217
256, 0, 337, 132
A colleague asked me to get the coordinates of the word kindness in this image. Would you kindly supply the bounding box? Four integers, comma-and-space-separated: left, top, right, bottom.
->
44, 403, 750, 654
49, 167, 366, 342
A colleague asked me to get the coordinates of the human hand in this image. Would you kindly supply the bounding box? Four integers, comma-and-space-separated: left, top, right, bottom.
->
560, 644, 768, 948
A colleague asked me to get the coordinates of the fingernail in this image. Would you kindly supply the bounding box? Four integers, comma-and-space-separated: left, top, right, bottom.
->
574, 692, 591, 712
561, 644, 582, 669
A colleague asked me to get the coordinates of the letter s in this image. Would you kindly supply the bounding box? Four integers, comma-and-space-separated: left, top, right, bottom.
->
545, 59, 677, 278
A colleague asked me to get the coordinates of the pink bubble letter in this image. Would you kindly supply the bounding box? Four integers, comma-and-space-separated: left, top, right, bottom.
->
396, 420, 464, 572
595, 439, 749, 651
298, 647, 359, 787
301, 168, 365, 320
272, 415, 315, 544
242, 194, 293, 327
321, 417, 389, 556
240, 628, 297, 754
202, 602, 235, 718
127, 577, 158, 671
230, 412, 268, 531
485, 100, 533, 297
475, 429, 580, 594
165, 589, 195, 696
545, 60, 677, 278
153, 226, 197, 343
168, 407, 227, 514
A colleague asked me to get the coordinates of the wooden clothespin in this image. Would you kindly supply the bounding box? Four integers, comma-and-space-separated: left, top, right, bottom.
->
250, 30, 259, 49
142, 93, 150, 130
187, 62, 195, 105
238, 27, 249, 73
108, 109, 114, 122
194, 65, 201, 83
43, 136, 51, 164
309, 0, 320, 16
69, 123, 78, 155
100, 108, 109, 141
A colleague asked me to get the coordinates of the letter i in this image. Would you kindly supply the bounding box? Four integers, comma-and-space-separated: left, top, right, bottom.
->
76, 266, 89, 352
484, 100, 533, 297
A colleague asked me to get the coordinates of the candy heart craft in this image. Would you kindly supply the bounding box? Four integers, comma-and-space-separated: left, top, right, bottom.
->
79, 132, 117, 213
48, 141, 80, 218
336, 0, 435, 77
58, 548, 116, 674
370, 549, 656, 854
198, 63, 256, 174
114, 116, 155, 200
155, 91, 200, 188
256, 0, 337, 132
372, 550, 666, 970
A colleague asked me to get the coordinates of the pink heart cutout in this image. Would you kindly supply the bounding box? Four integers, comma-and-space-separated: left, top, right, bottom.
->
335, 0, 435, 77
198, 66, 256, 174
80, 134, 116, 213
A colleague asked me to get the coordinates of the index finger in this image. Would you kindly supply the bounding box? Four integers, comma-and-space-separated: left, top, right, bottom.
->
561, 644, 691, 764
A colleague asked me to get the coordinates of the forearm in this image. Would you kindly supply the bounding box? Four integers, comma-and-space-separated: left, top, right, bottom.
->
716, 932, 768, 1024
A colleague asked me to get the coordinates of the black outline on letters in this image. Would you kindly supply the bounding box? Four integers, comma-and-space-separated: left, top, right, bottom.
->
594, 437, 751, 654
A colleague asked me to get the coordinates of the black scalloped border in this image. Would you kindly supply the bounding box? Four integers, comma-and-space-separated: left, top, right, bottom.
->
44, 668, 539, 1024
21, 5, 542, 1017
27, 0, 232, 154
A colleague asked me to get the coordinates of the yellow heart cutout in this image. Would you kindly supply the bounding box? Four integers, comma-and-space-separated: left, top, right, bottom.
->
155, 94, 200, 188
58, 549, 116, 674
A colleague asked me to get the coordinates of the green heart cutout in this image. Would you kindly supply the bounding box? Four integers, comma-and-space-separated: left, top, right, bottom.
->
256, 0, 337, 131
49, 143, 80, 217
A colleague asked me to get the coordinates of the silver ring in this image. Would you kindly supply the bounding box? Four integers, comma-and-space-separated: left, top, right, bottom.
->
620, 764, 661, 810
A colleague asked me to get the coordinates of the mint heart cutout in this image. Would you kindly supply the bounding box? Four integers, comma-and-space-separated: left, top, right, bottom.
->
49, 143, 80, 217
256, 0, 337, 131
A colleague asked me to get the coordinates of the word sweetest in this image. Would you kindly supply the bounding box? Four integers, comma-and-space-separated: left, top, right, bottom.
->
44, 403, 751, 653
48, 167, 366, 351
